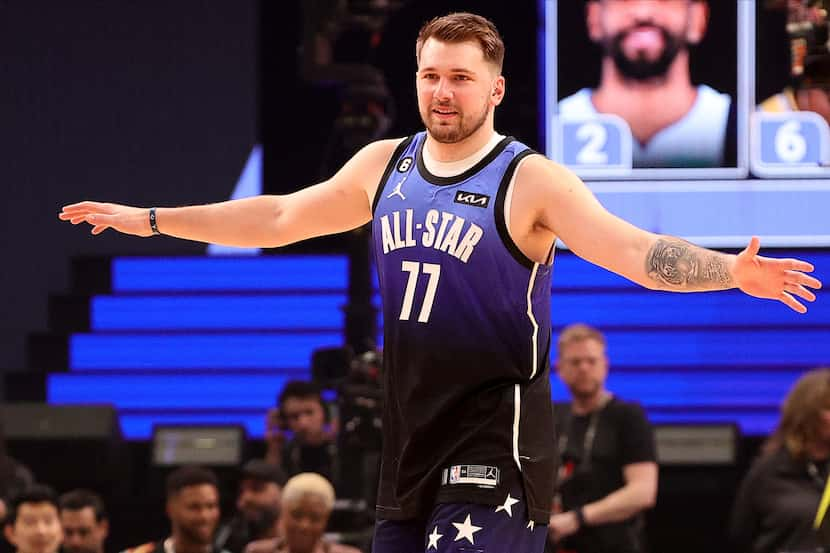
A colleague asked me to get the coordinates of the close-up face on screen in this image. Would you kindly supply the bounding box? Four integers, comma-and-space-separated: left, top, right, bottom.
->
546, 0, 743, 178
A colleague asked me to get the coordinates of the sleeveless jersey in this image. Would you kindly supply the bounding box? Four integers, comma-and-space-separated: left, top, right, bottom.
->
370, 132, 556, 523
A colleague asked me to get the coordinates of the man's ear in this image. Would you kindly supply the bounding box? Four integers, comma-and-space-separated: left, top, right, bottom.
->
491, 76, 506, 105
686, 0, 709, 45
586, 1, 603, 43
4, 524, 17, 548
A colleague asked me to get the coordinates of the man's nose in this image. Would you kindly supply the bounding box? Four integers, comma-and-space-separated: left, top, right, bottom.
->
434, 78, 453, 101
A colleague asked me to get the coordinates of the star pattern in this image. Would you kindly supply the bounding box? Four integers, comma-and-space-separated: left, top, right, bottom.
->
452, 514, 483, 544
494, 493, 520, 517
427, 526, 443, 550
527, 520, 535, 531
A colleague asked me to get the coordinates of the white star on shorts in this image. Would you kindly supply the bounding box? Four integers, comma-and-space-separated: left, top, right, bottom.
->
495, 493, 520, 517
452, 514, 483, 544
527, 520, 536, 531
427, 526, 443, 550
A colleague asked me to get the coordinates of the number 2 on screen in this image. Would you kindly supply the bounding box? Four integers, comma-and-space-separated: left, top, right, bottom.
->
399, 261, 441, 323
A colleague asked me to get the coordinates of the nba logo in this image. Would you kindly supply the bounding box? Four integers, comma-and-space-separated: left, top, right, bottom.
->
449, 466, 461, 483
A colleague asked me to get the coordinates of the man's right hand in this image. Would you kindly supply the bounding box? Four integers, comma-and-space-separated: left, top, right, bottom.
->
59, 201, 154, 236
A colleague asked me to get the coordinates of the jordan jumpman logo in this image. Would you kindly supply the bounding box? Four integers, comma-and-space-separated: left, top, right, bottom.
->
387, 176, 407, 200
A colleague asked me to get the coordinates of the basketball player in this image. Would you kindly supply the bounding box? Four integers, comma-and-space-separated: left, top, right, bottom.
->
60, 12, 821, 553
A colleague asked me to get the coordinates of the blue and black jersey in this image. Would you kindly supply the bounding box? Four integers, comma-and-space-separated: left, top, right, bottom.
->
371, 132, 556, 524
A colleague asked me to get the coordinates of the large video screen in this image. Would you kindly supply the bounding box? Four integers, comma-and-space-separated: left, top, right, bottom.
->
542, 0, 830, 247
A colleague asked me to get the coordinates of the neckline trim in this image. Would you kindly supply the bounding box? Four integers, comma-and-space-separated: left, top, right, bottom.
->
416, 134, 514, 186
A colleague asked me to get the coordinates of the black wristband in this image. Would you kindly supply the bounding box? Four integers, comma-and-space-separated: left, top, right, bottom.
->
574, 507, 586, 528
149, 207, 161, 235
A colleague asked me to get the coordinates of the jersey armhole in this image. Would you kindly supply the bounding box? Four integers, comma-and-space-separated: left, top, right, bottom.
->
371, 135, 415, 214
495, 149, 543, 270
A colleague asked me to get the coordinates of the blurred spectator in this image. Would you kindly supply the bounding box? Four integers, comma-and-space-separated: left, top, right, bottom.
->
729, 367, 830, 553
3, 485, 62, 553
122, 466, 228, 553
559, 0, 734, 168
265, 382, 338, 484
58, 490, 108, 553
548, 324, 657, 553
244, 474, 359, 553
215, 460, 286, 553
759, 0, 830, 125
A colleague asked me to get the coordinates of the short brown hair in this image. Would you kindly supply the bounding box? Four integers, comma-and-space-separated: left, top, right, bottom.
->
557, 323, 606, 357
764, 367, 830, 459
415, 12, 505, 72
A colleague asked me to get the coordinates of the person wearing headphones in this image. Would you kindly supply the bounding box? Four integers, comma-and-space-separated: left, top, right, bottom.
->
265, 381, 338, 486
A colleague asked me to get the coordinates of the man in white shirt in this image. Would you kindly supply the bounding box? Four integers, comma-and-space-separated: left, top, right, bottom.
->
558, 0, 733, 168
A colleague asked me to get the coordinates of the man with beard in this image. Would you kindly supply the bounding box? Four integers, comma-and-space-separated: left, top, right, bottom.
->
547, 324, 657, 553
59, 490, 108, 553
60, 11, 821, 553
122, 467, 228, 553
559, 0, 733, 168
214, 460, 286, 553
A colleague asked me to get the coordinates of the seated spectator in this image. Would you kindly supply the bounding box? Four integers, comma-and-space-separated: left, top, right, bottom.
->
122, 466, 229, 553
215, 460, 286, 553
59, 490, 108, 553
265, 382, 338, 484
4, 485, 62, 553
730, 367, 830, 553
244, 473, 359, 553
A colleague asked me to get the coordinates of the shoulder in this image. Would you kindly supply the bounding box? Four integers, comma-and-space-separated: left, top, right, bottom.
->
747, 447, 790, 478
325, 542, 363, 553
558, 88, 595, 116
243, 537, 281, 553
120, 543, 158, 553
607, 398, 648, 419
696, 85, 731, 111
513, 153, 584, 195
351, 137, 410, 169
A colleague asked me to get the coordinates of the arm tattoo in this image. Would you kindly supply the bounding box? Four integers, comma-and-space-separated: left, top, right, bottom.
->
645, 238, 734, 290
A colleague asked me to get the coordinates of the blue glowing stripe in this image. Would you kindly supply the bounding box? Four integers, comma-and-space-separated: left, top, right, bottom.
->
70, 332, 342, 369
550, 369, 803, 408
91, 294, 347, 331
551, 290, 830, 327
548, 328, 830, 368
48, 373, 299, 409
550, 254, 640, 289
648, 412, 779, 437
112, 256, 348, 292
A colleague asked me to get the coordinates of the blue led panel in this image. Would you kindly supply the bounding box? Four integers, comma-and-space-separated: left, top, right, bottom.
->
48, 373, 299, 409
550, 369, 805, 408
112, 256, 348, 292
91, 294, 347, 331
70, 332, 342, 369
549, 328, 830, 368
550, 290, 830, 327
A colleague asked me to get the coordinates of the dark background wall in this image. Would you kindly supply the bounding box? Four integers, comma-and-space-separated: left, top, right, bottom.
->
0, 1, 258, 373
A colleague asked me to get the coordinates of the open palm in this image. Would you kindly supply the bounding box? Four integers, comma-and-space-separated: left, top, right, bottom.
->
59, 201, 151, 237
732, 237, 822, 313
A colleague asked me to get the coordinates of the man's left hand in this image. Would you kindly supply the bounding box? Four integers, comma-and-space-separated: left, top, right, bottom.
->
548, 511, 580, 542
733, 236, 822, 313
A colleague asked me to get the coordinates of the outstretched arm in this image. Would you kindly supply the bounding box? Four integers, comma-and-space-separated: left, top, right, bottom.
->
59, 139, 401, 248
520, 156, 822, 312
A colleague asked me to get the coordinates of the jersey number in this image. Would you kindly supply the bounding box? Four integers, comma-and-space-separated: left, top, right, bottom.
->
399, 261, 441, 323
